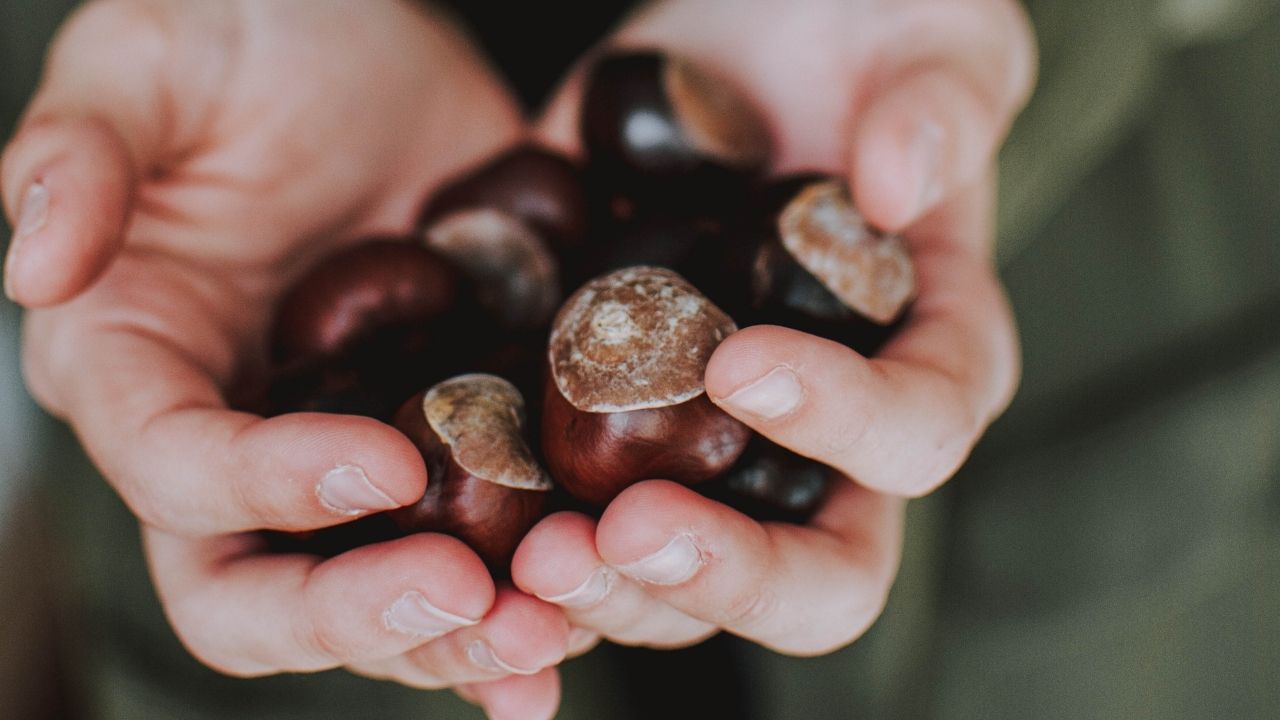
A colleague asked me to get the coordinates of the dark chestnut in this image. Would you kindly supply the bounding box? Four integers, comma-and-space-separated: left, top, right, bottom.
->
581, 50, 772, 216
565, 213, 726, 292
390, 375, 553, 570
260, 239, 490, 420
419, 144, 587, 254
421, 207, 561, 332
704, 437, 834, 525
270, 239, 468, 368
542, 267, 751, 506
741, 176, 916, 355
261, 321, 443, 422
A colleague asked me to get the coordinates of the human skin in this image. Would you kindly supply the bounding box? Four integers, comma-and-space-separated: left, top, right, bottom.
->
511, 0, 1035, 656
2, 1, 570, 717
2, 0, 1035, 717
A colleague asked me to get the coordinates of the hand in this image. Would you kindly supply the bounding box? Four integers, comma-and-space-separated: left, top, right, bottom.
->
514, 0, 1034, 654
3, 1, 568, 715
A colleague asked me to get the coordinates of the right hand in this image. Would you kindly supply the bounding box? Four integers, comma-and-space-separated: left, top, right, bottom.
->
2, 1, 574, 716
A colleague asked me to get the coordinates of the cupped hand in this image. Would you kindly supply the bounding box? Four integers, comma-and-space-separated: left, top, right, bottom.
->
514, 0, 1035, 654
3, 1, 567, 716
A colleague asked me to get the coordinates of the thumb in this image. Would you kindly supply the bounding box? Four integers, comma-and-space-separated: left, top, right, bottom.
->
2, 0, 178, 307
850, 68, 1012, 234
850, 2, 1038, 233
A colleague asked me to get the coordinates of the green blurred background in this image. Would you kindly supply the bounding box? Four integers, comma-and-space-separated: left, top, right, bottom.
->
1, 1, 1277, 718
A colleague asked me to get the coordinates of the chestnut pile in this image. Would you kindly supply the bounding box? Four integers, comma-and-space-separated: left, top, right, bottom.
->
246, 50, 915, 570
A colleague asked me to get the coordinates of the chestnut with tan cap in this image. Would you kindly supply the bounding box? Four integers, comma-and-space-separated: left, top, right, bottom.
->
778, 180, 915, 325
549, 266, 736, 412
392, 374, 551, 569
543, 267, 751, 506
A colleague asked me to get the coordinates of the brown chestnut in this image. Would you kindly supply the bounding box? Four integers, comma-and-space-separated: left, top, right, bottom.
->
390, 375, 552, 570
419, 144, 588, 254
542, 267, 751, 506
270, 239, 466, 367
421, 207, 561, 332
259, 239, 490, 420
581, 50, 772, 216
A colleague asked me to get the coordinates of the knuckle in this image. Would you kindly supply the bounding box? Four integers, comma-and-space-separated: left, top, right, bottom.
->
822, 403, 874, 475
719, 582, 779, 631
403, 642, 449, 679
293, 602, 350, 667
119, 477, 178, 531
227, 466, 285, 532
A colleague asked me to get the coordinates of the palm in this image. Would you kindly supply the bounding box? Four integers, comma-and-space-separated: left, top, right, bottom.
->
12, 2, 571, 711
32, 0, 523, 396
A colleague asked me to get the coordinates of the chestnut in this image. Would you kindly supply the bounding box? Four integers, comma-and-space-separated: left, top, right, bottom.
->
565, 213, 726, 293
270, 239, 466, 368
774, 178, 915, 324
260, 322, 441, 421
542, 266, 751, 506
581, 50, 772, 216
704, 437, 834, 524
390, 374, 553, 570
260, 239, 490, 420
741, 175, 916, 355
419, 144, 588, 254
421, 207, 561, 332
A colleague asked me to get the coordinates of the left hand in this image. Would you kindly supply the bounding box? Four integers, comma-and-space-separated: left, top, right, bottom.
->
513, 0, 1035, 653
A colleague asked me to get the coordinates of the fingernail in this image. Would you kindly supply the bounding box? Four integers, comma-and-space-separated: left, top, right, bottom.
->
384, 591, 479, 639
467, 640, 540, 675
616, 533, 703, 586
536, 567, 615, 608
316, 465, 398, 515
909, 121, 945, 221
4, 182, 48, 300
716, 366, 803, 421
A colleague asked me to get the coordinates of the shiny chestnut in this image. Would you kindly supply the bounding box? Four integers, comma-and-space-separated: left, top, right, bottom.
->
565, 213, 726, 293
421, 206, 562, 332
419, 144, 588, 254
581, 50, 772, 217
542, 267, 751, 506
706, 437, 834, 524
261, 239, 480, 419
742, 176, 916, 355
270, 239, 464, 367
390, 375, 553, 570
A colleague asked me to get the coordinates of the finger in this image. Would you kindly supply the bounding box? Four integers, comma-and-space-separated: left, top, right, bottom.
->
395, 586, 570, 684
0, 0, 201, 305
145, 530, 495, 676
848, 0, 1037, 230
457, 669, 562, 720
25, 292, 427, 535
706, 181, 1020, 497
512, 512, 717, 648
2, 117, 135, 305
595, 480, 904, 655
